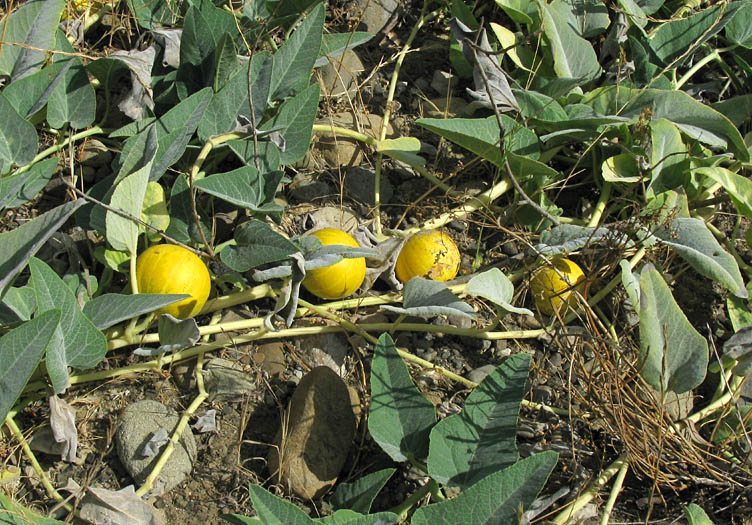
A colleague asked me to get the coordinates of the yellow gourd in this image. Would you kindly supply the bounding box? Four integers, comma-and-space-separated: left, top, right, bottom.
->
301, 228, 366, 300
395, 230, 461, 283
530, 257, 585, 315
136, 244, 211, 319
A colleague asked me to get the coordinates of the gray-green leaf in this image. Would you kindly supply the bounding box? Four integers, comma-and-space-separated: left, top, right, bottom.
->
368, 333, 436, 462
465, 268, 533, 316
381, 278, 476, 319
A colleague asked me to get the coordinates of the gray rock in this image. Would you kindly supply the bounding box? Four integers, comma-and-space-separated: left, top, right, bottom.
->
300, 332, 349, 374
317, 49, 364, 98
115, 400, 196, 493
267, 367, 356, 499
308, 206, 359, 234
354, 0, 400, 34
344, 166, 394, 206
289, 172, 334, 203
467, 364, 497, 384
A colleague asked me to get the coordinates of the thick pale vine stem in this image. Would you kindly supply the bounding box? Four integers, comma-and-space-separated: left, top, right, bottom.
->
599, 455, 630, 525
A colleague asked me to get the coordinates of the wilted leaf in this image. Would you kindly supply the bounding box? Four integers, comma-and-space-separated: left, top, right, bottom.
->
49, 395, 77, 462
382, 278, 476, 319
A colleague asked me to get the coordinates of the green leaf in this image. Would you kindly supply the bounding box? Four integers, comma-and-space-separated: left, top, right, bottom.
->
126, 0, 183, 29
726, 1, 752, 48
368, 333, 436, 462
29, 258, 107, 393
198, 51, 272, 141
412, 451, 559, 525
106, 128, 157, 255
194, 166, 283, 211
214, 32, 242, 92
2, 63, 68, 120
695, 166, 752, 219
535, 224, 630, 255
650, 4, 743, 66
47, 30, 96, 129
565, 0, 610, 38
683, 503, 714, 525
270, 3, 324, 100
0, 199, 85, 298
220, 515, 263, 525
427, 354, 530, 489
540, 0, 601, 82
656, 218, 747, 299
584, 87, 749, 162
381, 278, 476, 319
164, 174, 212, 245
0, 93, 39, 174
0, 310, 60, 425
259, 83, 320, 165
465, 268, 534, 316
0, 157, 56, 210
141, 181, 170, 242
177, 3, 239, 98
221, 220, 300, 272
315, 32, 373, 68
314, 510, 399, 525
727, 283, 752, 332
602, 154, 642, 183
82, 294, 190, 331
494, 0, 538, 25
330, 468, 395, 514
248, 483, 315, 525
638, 265, 709, 394
1, 286, 37, 323
0, 0, 65, 80
649, 118, 688, 195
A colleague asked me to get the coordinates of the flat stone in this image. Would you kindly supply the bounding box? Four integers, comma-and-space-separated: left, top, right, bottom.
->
115, 400, 196, 494
268, 367, 356, 499
314, 112, 394, 168
317, 49, 364, 98
254, 342, 287, 378
354, 0, 399, 34
467, 364, 497, 384
289, 172, 334, 203
308, 206, 359, 234
344, 166, 394, 206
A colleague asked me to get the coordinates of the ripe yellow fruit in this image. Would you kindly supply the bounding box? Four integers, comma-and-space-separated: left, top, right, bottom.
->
301, 228, 366, 300
395, 230, 461, 284
136, 244, 211, 319
530, 257, 585, 316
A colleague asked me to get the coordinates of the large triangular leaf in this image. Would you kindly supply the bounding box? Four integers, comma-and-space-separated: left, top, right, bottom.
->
0, 199, 85, 298
656, 218, 747, 299
695, 166, 752, 220
269, 3, 324, 100
247, 484, 315, 525
330, 468, 395, 514
638, 265, 709, 394
259, 83, 320, 165
82, 294, 190, 330
0, 93, 38, 174
47, 30, 96, 129
465, 269, 533, 316
427, 354, 530, 488
411, 451, 559, 525
368, 333, 436, 462
540, 0, 602, 82
0, 310, 60, 425
220, 220, 299, 272
0, 0, 65, 81
194, 166, 284, 211
29, 258, 107, 393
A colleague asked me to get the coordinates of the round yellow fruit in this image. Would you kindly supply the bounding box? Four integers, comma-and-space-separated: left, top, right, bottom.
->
302, 228, 366, 300
395, 230, 461, 284
530, 257, 585, 316
136, 244, 211, 319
